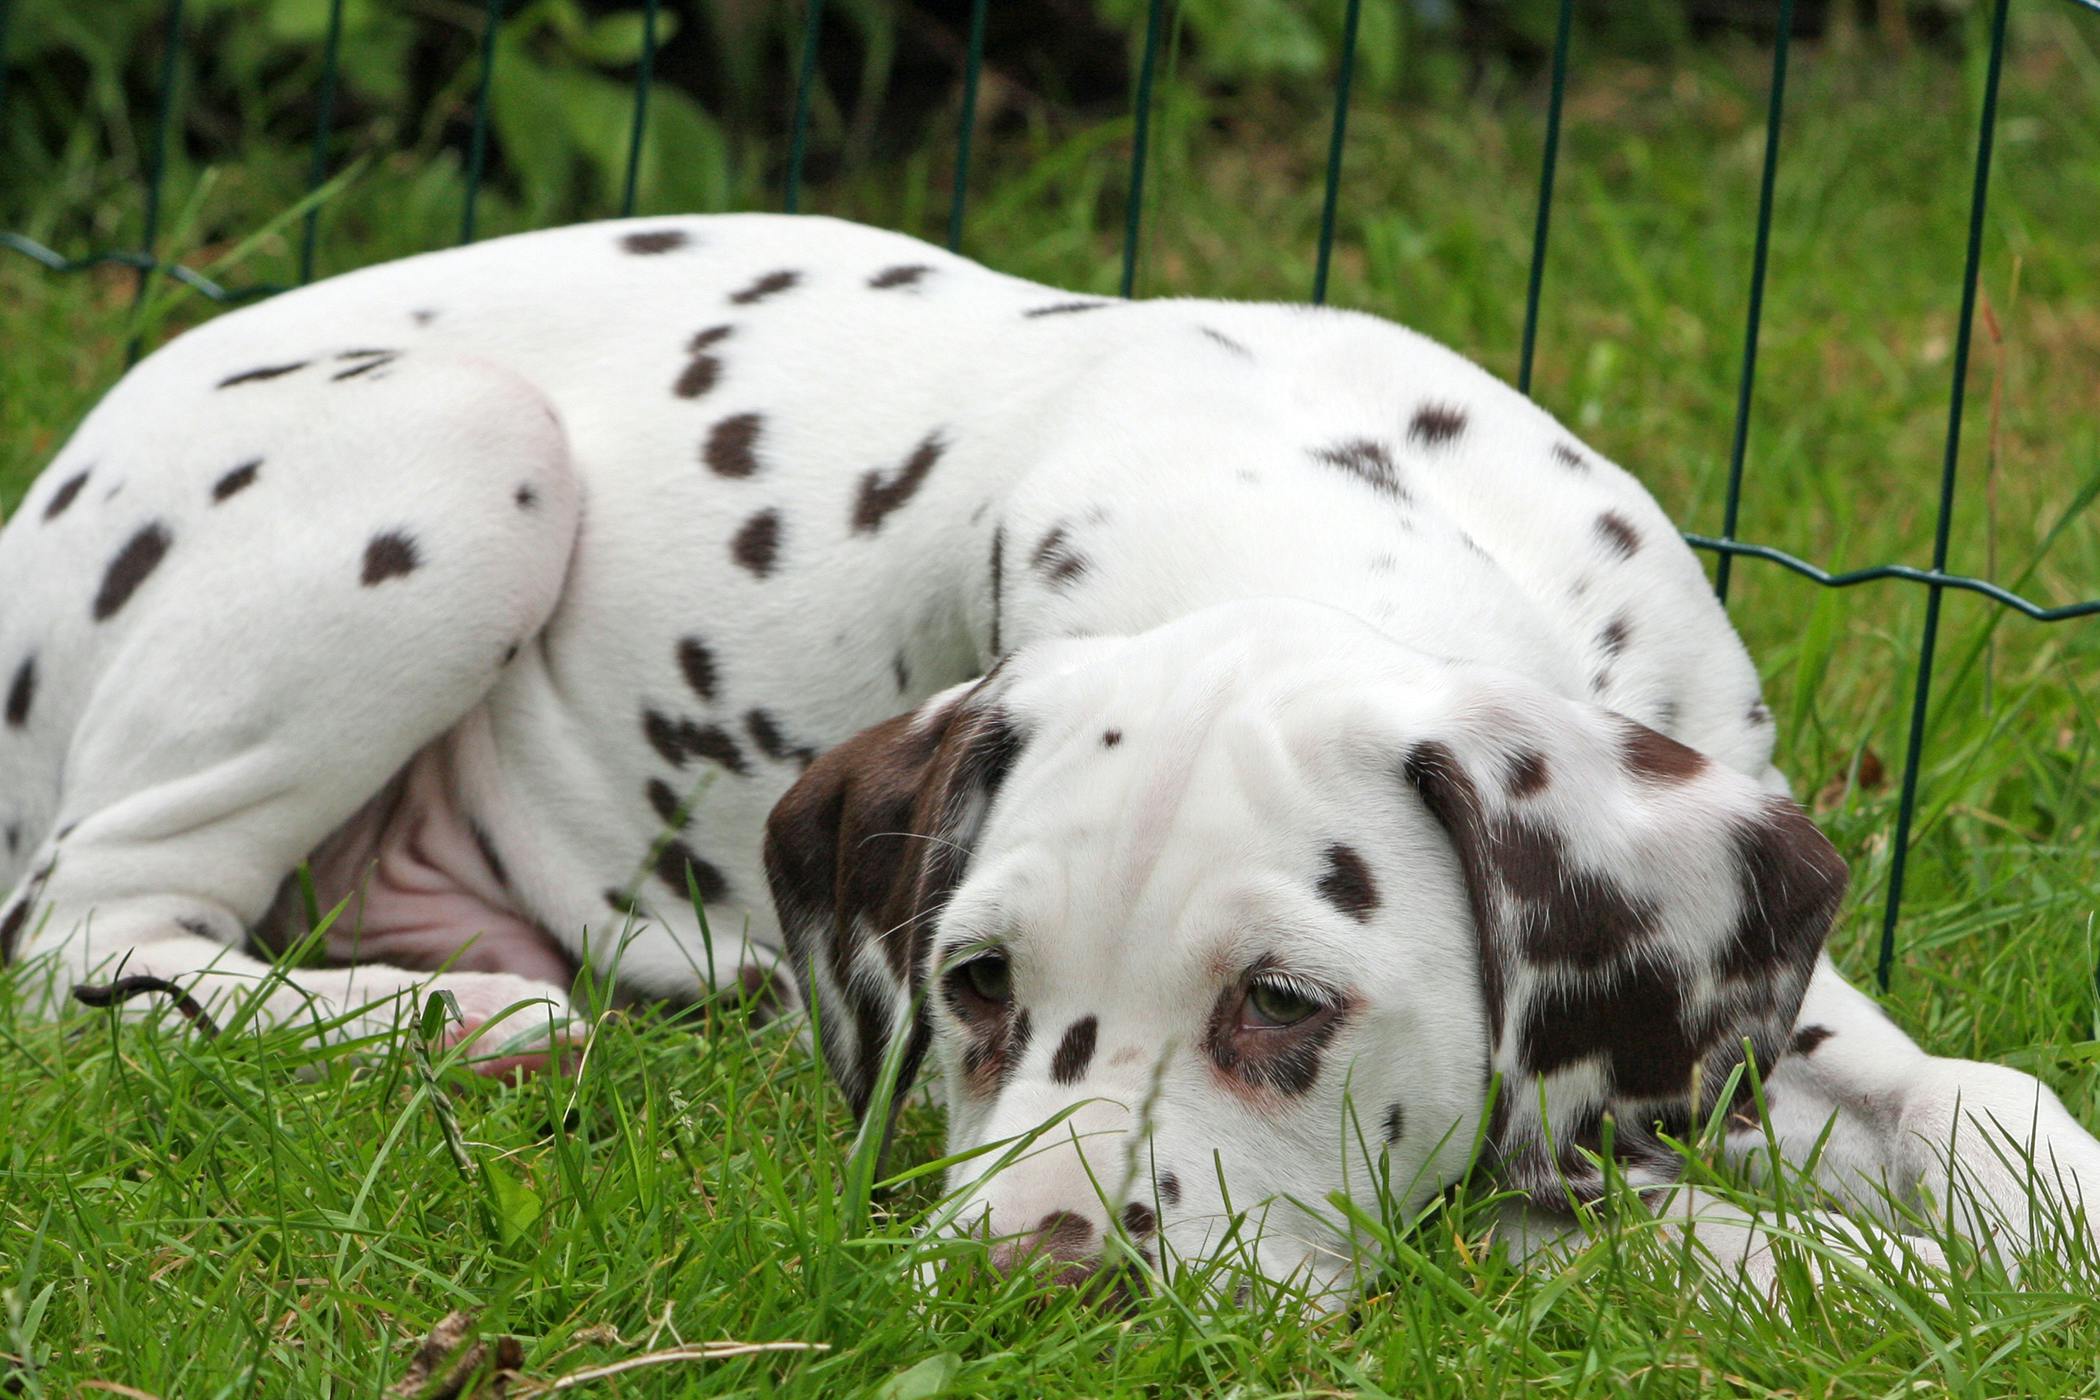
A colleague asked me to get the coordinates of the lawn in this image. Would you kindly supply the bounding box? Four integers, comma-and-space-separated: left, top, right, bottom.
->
3, 8, 2100, 1396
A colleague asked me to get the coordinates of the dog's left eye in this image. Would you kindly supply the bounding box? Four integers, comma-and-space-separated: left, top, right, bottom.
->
1244, 977, 1322, 1028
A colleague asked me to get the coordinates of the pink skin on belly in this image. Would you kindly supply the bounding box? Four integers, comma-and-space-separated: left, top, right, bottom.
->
299, 742, 577, 992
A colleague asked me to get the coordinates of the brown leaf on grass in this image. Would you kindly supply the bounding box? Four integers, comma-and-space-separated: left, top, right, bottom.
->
1814, 747, 1887, 813
389, 1311, 524, 1400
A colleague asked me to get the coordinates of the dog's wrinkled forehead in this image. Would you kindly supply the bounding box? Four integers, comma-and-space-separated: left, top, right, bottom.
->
932, 602, 1469, 973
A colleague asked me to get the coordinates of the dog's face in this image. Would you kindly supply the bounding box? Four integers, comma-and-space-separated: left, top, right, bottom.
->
764, 599, 1845, 1298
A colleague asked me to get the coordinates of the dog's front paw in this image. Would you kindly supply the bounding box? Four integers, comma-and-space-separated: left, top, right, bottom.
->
323, 968, 584, 1076
426, 972, 585, 1077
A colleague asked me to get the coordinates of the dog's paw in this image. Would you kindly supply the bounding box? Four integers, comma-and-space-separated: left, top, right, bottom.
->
315, 968, 583, 1075
425, 972, 585, 1077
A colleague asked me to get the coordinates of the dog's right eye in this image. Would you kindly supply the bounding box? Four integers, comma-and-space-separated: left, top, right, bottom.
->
951, 950, 1013, 1009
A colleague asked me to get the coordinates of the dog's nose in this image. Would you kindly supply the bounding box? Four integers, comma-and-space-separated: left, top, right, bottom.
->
983, 1210, 1145, 1306
987, 1210, 1100, 1286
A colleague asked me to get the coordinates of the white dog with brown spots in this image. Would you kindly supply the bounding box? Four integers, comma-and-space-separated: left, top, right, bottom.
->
2, 214, 2094, 1302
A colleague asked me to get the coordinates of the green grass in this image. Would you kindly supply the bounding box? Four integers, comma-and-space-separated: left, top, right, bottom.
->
5, 11, 2100, 1396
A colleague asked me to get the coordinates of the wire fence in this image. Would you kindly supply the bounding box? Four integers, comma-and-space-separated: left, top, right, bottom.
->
2, 0, 2096, 989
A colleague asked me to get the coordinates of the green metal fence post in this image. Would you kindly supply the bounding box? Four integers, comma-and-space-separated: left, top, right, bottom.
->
619, 0, 661, 217
1312, 0, 1363, 304
128, 0, 188, 365
297, 0, 347, 284
786, 0, 827, 213
0, 0, 14, 142
1517, 0, 1573, 396
1877, 0, 2013, 990
1120, 0, 1167, 299
1713, 0, 1794, 603
946, 0, 989, 253
459, 0, 503, 245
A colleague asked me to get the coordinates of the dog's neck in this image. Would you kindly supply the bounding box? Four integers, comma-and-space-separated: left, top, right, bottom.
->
921, 302, 1596, 699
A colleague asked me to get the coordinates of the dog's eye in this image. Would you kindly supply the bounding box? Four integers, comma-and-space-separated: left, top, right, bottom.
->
955, 951, 1012, 1006
1244, 978, 1321, 1028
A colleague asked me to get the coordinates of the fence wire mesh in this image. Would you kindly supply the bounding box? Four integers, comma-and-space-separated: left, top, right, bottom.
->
2, 0, 2095, 989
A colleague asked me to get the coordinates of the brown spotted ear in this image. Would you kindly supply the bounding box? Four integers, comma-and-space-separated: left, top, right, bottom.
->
1398, 687, 1844, 1209
763, 676, 1024, 1120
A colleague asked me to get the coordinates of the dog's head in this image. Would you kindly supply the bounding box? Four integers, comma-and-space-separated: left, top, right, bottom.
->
764, 599, 1842, 1297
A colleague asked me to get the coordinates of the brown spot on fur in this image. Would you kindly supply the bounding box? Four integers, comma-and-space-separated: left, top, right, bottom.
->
44, 469, 91, 520
1719, 800, 1847, 984
1619, 719, 1708, 785
5, 656, 34, 729
745, 708, 817, 768
644, 710, 750, 775
1023, 301, 1111, 317
852, 433, 946, 533
331, 354, 396, 381
622, 229, 690, 254
1102, 729, 1122, 748
730, 269, 800, 305
1409, 403, 1468, 446
1506, 749, 1549, 798
989, 526, 1005, 654
1551, 442, 1587, 471
675, 355, 722, 399
1050, 1016, 1099, 1084
704, 413, 764, 478
1316, 844, 1378, 922
515, 484, 538, 509
647, 778, 690, 829
218, 362, 307, 388
94, 523, 173, 619
1311, 439, 1409, 500
1599, 614, 1631, 657
1121, 1202, 1158, 1237
656, 839, 728, 902
731, 510, 782, 577
1596, 512, 1641, 559
677, 635, 718, 702
1791, 1023, 1834, 1056
360, 531, 420, 587
1158, 1172, 1182, 1206
869, 264, 931, 289
674, 326, 734, 400
1200, 327, 1252, 357
212, 459, 261, 502
0, 895, 28, 961
1030, 524, 1089, 586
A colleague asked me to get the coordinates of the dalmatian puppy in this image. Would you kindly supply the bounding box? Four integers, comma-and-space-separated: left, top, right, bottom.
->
2, 214, 2095, 1301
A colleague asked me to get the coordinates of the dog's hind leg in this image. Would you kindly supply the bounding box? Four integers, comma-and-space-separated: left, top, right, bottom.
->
0, 352, 582, 1059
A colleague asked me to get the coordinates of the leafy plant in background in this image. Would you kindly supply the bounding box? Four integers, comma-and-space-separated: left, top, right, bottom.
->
0, 0, 736, 238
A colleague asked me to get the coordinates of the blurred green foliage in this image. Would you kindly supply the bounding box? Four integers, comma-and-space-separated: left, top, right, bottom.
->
0, 0, 1988, 248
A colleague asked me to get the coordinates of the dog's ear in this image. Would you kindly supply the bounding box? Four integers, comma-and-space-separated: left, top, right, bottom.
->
763, 674, 1024, 1119
1397, 680, 1845, 1209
